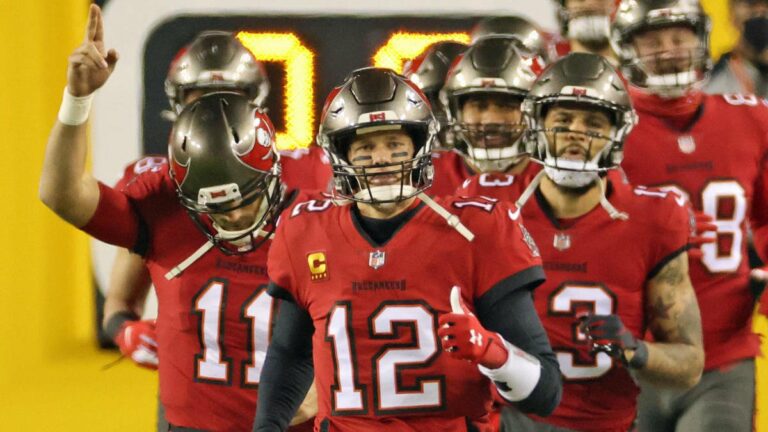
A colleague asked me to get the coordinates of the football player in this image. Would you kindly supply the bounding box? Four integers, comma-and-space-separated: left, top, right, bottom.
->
39, 6, 316, 431
103, 29, 272, 372
253, 67, 562, 431
612, 0, 768, 430
499, 52, 704, 432
402, 40, 467, 150
439, 36, 544, 200
551, 0, 620, 64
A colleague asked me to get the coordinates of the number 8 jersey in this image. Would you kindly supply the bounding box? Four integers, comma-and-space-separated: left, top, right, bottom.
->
266, 195, 545, 432
622, 92, 768, 370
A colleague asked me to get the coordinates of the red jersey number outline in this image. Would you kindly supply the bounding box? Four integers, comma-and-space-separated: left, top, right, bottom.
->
193, 280, 277, 387
547, 282, 618, 381
326, 300, 445, 415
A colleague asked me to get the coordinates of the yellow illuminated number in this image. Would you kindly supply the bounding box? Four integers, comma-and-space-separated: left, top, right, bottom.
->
372, 32, 470, 72
236, 32, 315, 150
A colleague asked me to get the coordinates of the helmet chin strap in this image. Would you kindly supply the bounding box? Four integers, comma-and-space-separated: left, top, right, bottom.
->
515, 167, 627, 220
166, 181, 279, 280
417, 193, 475, 242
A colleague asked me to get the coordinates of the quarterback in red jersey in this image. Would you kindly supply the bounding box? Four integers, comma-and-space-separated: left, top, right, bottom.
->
612, 0, 768, 430
499, 53, 703, 432
39, 8, 316, 430
440, 36, 545, 200
253, 68, 562, 432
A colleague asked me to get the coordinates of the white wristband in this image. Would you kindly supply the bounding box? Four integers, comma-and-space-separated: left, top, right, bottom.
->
58, 87, 94, 125
478, 337, 541, 402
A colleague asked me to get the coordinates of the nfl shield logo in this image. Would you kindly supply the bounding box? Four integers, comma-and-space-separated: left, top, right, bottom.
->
553, 232, 571, 251
677, 135, 696, 154
369, 250, 386, 270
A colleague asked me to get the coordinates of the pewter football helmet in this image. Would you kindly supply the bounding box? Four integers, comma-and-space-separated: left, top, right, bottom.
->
168, 92, 281, 254
522, 53, 636, 187
611, 0, 711, 96
317, 68, 438, 203
165, 31, 270, 114
441, 36, 545, 172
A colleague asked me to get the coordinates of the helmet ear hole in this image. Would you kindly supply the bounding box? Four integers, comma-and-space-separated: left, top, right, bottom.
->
181, 137, 187, 153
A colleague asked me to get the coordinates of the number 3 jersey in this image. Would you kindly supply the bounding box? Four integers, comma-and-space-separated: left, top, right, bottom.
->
267, 196, 545, 432
521, 181, 691, 432
622, 92, 768, 370
82, 159, 315, 432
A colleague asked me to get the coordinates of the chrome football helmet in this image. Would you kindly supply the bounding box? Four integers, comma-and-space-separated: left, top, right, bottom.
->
470, 16, 553, 60
441, 36, 545, 173
317, 67, 438, 204
523, 53, 637, 188
165, 31, 270, 114
611, 0, 711, 96
168, 92, 281, 254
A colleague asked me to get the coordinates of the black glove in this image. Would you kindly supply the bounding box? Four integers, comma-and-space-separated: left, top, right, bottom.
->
578, 314, 648, 369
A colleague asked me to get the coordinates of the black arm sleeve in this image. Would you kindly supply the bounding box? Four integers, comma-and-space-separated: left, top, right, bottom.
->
476, 284, 562, 417
253, 284, 315, 432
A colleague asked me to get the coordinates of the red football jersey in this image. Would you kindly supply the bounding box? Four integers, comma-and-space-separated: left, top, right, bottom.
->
454, 162, 541, 202
521, 181, 691, 432
83, 163, 316, 432
622, 91, 768, 370
429, 149, 474, 197
280, 145, 333, 193
268, 195, 544, 432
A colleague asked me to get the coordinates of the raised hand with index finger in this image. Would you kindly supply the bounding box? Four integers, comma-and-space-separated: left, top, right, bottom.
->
66, 4, 119, 97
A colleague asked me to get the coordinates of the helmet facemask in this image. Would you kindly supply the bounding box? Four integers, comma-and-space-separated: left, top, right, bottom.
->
524, 99, 634, 189
181, 171, 283, 255
623, 43, 709, 97
451, 93, 528, 173
567, 14, 612, 48
324, 123, 436, 206
611, 1, 712, 98
168, 92, 283, 256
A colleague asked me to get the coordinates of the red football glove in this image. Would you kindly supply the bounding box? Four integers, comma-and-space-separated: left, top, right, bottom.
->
438, 287, 508, 369
688, 211, 717, 259
114, 319, 159, 370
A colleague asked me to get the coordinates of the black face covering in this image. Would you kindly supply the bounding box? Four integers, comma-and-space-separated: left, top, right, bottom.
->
744, 16, 768, 53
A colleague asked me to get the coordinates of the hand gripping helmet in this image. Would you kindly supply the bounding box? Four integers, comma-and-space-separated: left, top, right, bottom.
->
522, 53, 637, 188
402, 41, 467, 148
440, 36, 545, 172
168, 92, 282, 254
470, 16, 553, 60
317, 67, 438, 204
165, 31, 270, 114
611, 0, 711, 96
